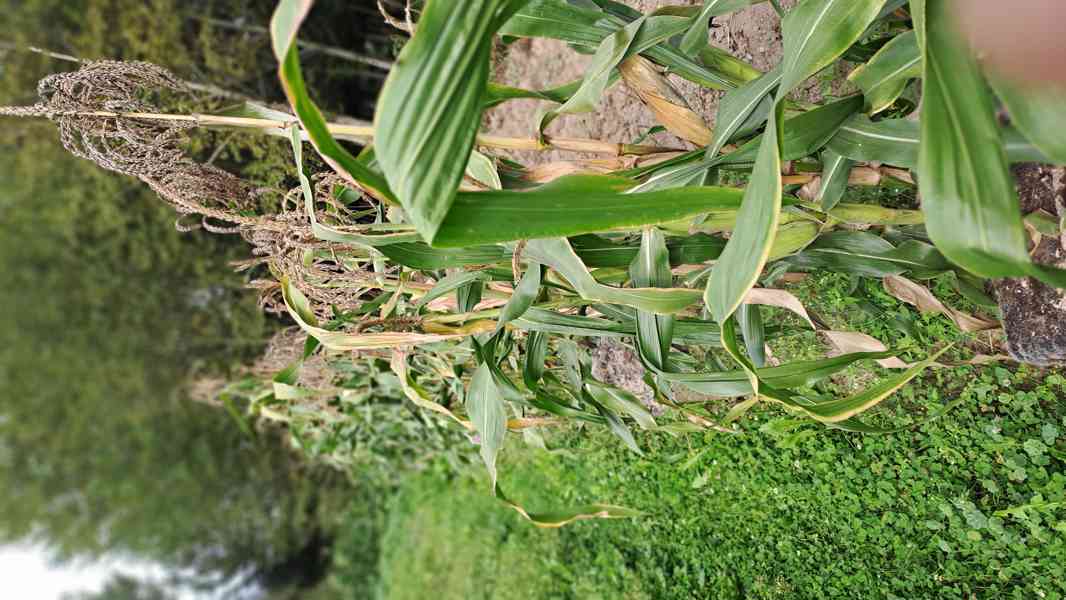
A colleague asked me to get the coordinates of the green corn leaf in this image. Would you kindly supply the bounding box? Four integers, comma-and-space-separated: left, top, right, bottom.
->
570, 233, 725, 269
816, 149, 853, 211
821, 115, 919, 168
374, 0, 527, 242
638, 95, 859, 191
828, 115, 1050, 170
630, 228, 676, 371
704, 66, 781, 161
528, 385, 605, 423
992, 79, 1066, 164
525, 238, 701, 314
785, 231, 951, 278
585, 389, 643, 454
434, 175, 744, 247
719, 315, 761, 397
514, 308, 634, 339
716, 95, 863, 167
848, 30, 920, 114
707, 118, 782, 323
513, 308, 736, 346
540, 14, 691, 133
484, 78, 590, 108
522, 330, 549, 390
496, 263, 543, 331
737, 303, 766, 368
503, 0, 738, 90
699, 45, 763, 86
376, 242, 511, 270
589, 0, 753, 88
769, 220, 820, 260
822, 203, 924, 226
644, 42, 740, 90
466, 150, 502, 190
468, 363, 509, 488
918, 0, 1066, 286
766, 345, 951, 423
272, 1, 393, 203
666, 233, 727, 265
707, 0, 885, 385
456, 280, 484, 313
776, 0, 886, 96
657, 350, 898, 397
680, 0, 759, 55
287, 126, 419, 247
586, 381, 657, 430
502, 0, 611, 46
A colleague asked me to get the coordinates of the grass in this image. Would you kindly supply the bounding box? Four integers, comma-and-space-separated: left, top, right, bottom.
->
375, 369, 1065, 599
370, 272, 1066, 600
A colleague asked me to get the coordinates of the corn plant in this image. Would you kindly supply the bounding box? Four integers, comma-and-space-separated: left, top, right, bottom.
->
6, 0, 1066, 522
254, 0, 1066, 517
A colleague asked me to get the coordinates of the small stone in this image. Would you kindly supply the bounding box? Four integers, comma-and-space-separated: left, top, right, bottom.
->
590, 338, 663, 415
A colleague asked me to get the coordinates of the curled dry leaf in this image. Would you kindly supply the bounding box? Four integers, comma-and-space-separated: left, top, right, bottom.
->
523, 158, 628, 183
822, 330, 910, 369
883, 275, 999, 332
845, 166, 881, 186
390, 349, 472, 428
620, 56, 712, 146
743, 288, 816, 329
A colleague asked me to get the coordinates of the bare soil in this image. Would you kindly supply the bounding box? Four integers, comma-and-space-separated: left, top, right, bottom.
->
993, 164, 1066, 366
486, 0, 824, 166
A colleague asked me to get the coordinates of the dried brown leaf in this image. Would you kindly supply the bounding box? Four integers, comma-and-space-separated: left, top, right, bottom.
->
883, 275, 999, 332
743, 288, 816, 329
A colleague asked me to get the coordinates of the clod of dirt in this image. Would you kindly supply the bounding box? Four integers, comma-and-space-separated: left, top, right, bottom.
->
590, 338, 663, 414
992, 164, 1066, 366
484, 1, 825, 167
